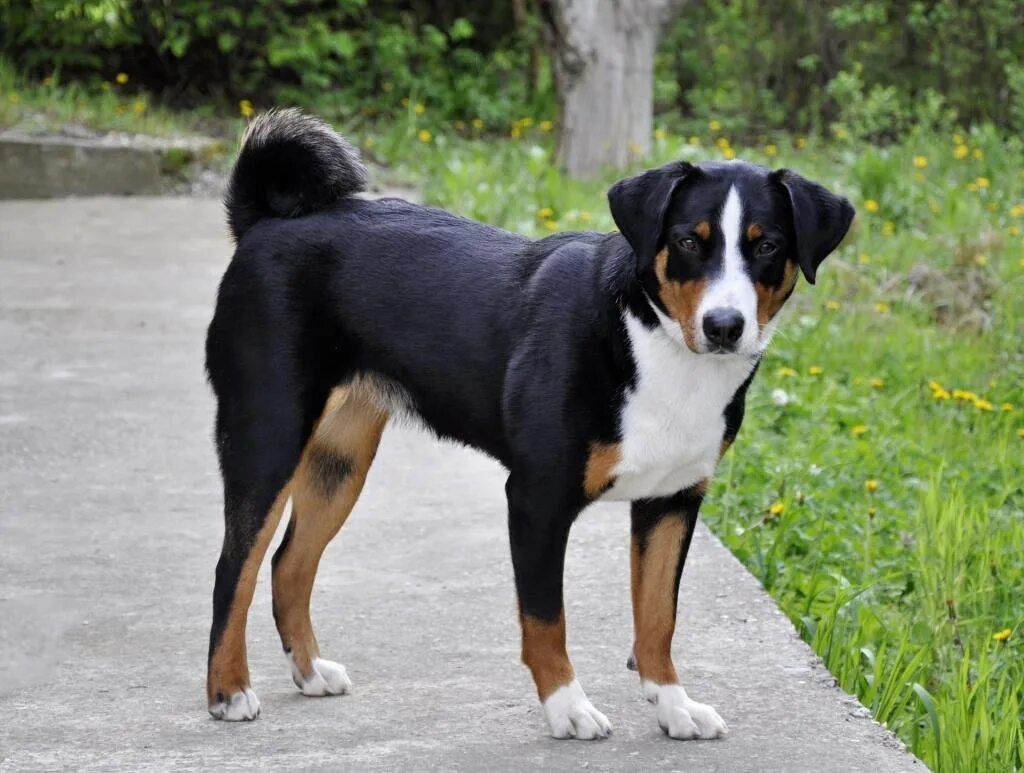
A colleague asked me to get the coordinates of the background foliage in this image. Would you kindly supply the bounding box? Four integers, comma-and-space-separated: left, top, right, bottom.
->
2, 0, 1023, 140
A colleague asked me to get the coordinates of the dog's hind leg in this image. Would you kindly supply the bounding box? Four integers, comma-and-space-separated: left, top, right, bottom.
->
206, 381, 313, 721
271, 381, 388, 697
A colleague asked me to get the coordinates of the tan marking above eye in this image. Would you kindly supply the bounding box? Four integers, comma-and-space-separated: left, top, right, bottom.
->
695, 221, 711, 240
746, 223, 763, 240
654, 248, 708, 352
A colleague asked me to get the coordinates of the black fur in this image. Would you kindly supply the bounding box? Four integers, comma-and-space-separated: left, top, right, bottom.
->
206, 111, 854, 701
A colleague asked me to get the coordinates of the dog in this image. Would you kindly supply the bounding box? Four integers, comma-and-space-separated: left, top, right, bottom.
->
205, 109, 854, 739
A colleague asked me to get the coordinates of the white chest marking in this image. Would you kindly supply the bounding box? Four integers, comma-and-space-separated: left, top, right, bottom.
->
601, 312, 758, 502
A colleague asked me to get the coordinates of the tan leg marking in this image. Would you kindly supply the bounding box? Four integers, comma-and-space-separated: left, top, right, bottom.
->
654, 248, 708, 351
584, 441, 621, 498
207, 487, 291, 704
521, 612, 575, 700
755, 259, 798, 327
272, 380, 388, 679
631, 515, 688, 686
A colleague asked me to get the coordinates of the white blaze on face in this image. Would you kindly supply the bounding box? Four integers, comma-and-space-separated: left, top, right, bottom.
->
696, 185, 759, 354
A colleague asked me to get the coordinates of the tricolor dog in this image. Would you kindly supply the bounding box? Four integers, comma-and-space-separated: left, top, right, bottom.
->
205, 109, 854, 739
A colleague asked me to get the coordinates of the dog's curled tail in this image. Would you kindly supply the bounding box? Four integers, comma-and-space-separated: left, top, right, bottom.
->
225, 108, 368, 242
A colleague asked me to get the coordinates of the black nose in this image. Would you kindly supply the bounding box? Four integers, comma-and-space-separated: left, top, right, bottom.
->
702, 308, 745, 350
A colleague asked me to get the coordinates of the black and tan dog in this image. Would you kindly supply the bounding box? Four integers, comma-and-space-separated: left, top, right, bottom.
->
205, 109, 853, 738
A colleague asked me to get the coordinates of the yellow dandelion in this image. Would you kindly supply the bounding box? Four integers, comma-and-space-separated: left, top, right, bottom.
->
709, 120, 722, 132
768, 501, 785, 516
115, 104, 127, 115
364, 137, 376, 148
976, 177, 990, 189
974, 398, 994, 411
795, 137, 807, 149
540, 120, 554, 132
239, 99, 254, 118
953, 144, 969, 160
401, 97, 410, 106
874, 302, 890, 314
825, 300, 841, 311
579, 211, 592, 222
777, 366, 798, 378
382, 81, 394, 92
1018, 428, 1024, 438
1009, 226, 1021, 237
881, 221, 895, 236
413, 103, 426, 115
993, 628, 1011, 641
852, 424, 869, 436
716, 137, 731, 149
933, 388, 951, 400
765, 144, 778, 156
986, 202, 998, 212
974, 254, 988, 266
688, 136, 701, 146
928, 380, 944, 391
510, 125, 522, 139
867, 506, 877, 517
1000, 402, 1013, 412
417, 129, 432, 143
972, 148, 983, 160
859, 253, 872, 264
537, 207, 554, 219
723, 147, 736, 160
808, 366, 824, 376
913, 155, 928, 168
952, 133, 964, 144
115, 72, 129, 85
654, 128, 667, 140
833, 126, 848, 140
629, 142, 644, 155
865, 479, 879, 492
543, 220, 558, 231
471, 118, 484, 129
865, 199, 880, 213
869, 378, 884, 388
1010, 204, 1024, 218
520, 117, 534, 128
132, 100, 146, 115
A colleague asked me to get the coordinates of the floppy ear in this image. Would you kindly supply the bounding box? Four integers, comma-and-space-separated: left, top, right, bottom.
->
773, 169, 855, 284
608, 161, 695, 272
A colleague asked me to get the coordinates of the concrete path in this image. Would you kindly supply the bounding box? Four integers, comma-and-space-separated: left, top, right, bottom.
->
0, 198, 921, 771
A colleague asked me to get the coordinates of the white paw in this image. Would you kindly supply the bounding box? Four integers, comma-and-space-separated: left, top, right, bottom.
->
642, 681, 727, 740
542, 680, 612, 740
288, 653, 352, 697
209, 688, 260, 721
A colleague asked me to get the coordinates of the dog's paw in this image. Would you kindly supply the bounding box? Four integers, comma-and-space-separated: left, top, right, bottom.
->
643, 681, 727, 740
209, 688, 261, 721
288, 654, 352, 697
543, 680, 612, 740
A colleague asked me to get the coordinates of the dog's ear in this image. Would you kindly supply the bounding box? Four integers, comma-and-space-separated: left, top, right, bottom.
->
772, 169, 855, 284
608, 161, 695, 272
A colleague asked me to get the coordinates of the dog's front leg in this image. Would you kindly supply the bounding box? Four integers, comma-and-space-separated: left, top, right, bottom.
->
629, 484, 728, 739
506, 474, 611, 740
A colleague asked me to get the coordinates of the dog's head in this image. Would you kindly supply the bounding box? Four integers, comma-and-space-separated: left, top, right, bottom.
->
609, 160, 854, 356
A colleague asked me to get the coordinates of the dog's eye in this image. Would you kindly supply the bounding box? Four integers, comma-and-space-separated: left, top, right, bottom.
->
756, 241, 778, 257
677, 237, 698, 252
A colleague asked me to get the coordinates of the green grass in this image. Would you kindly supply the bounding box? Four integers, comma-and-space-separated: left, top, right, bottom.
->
357, 114, 1024, 771
0, 58, 233, 137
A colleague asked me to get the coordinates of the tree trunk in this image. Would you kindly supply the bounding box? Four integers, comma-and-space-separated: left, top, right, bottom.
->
539, 0, 687, 179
